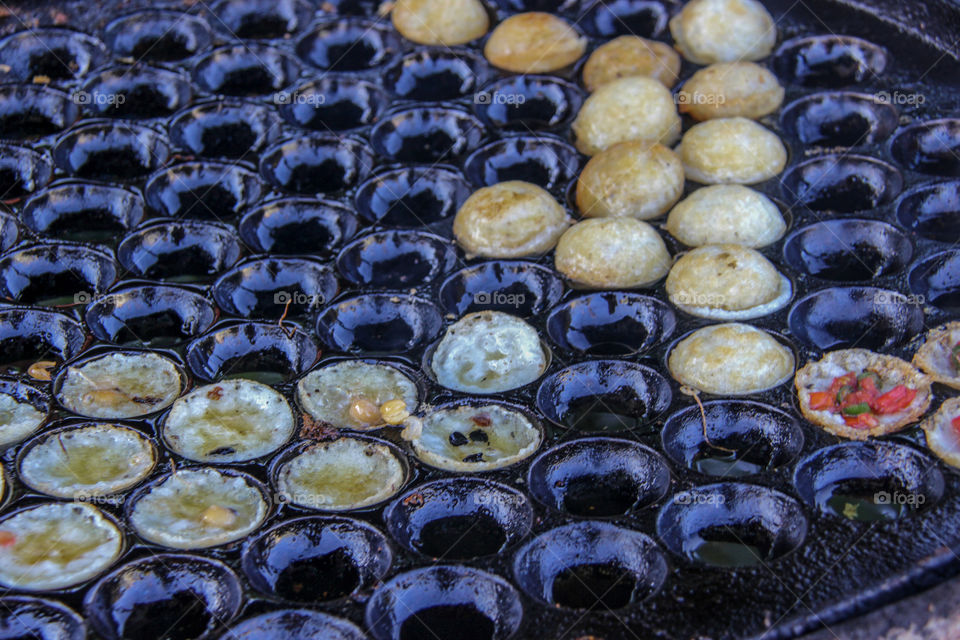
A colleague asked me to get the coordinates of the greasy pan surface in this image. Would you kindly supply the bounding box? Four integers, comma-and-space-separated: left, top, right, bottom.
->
0, 0, 957, 639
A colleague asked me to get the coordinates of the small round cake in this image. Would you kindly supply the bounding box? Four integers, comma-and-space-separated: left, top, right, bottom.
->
665, 244, 792, 319
431, 311, 548, 394
19, 423, 156, 499
665, 185, 786, 248
410, 403, 541, 472
0, 389, 46, 448
576, 141, 684, 220
572, 76, 681, 156
555, 218, 671, 289
392, 0, 489, 45
670, 0, 776, 64
484, 12, 586, 73
676, 117, 787, 185
56, 351, 183, 419
128, 468, 269, 549
582, 35, 681, 91
297, 360, 419, 431
0, 503, 123, 591
677, 62, 784, 121
162, 379, 295, 463
668, 323, 795, 395
275, 437, 406, 511
453, 181, 571, 259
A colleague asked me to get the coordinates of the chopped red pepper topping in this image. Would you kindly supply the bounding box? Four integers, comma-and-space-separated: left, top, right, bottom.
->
809, 370, 917, 428
0, 531, 15, 547
952, 415, 960, 436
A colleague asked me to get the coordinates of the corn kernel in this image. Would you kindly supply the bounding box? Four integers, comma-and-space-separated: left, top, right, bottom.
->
379, 399, 409, 425
349, 396, 380, 425
27, 361, 55, 381
201, 505, 237, 528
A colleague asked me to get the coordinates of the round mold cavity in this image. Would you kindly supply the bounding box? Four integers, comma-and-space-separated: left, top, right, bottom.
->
794, 441, 944, 522
0, 85, 78, 140
337, 230, 457, 289
773, 35, 887, 87
661, 400, 804, 478
908, 249, 960, 312
104, 10, 212, 62
296, 18, 401, 72
22, 181, 145, 243
656, 483, 808, 568
464, 134, 580, 192
536, 360, 673, 433
354, 165, 471, 227
117, 220, 241, 282
513, 521, 668, 611
243, 516, 392, 603
78, 65, 193, 120
438, 260, 565, 318
891, 119, 960, 177
0, 307, 86, 368
384, 478, 533, 560
546, 291, 677, 356
317, 294, 444, 354
84, 284, 217, 346
84, 554, 242, 640
216, 609, 367, 640
0, 242, 116, 306
0, 28, 107, 84
782, 219, 912, 281
212, 256, 338, 319
0, 144, 52, 200
0, 377, 48, 436
365, 565, 522, 640
240, 197, 358, 256
260, 135, 374, 194
371, 107, 484, 164
169, 100, 281, 160
278, 77, 389, 132
780, 92, 898, 147
474, 75, 583, 132
579, 0, 669, 37
0, 596, 85, 640
527, 438, 670, 517
144, 161, 264, 219
186, 320, 319, 384
781, 153, 902, 213
212, 0, 313, 39
897, 180, 960, 242
384, 48, 485, 102
193, 44, 300, 97
53, 121, 170, 181
788, 286, 924, 351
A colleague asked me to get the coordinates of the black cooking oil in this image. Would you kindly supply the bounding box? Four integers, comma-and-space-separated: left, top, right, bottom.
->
551, 562, 637, 610
399, 605, 495, 640
415, 512, 507, 559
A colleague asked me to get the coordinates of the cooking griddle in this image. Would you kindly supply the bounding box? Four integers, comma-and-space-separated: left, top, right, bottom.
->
0, 0, 958, 639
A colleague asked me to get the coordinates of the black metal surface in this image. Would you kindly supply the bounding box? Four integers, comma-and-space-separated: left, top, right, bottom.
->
0, 0, 956, 639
